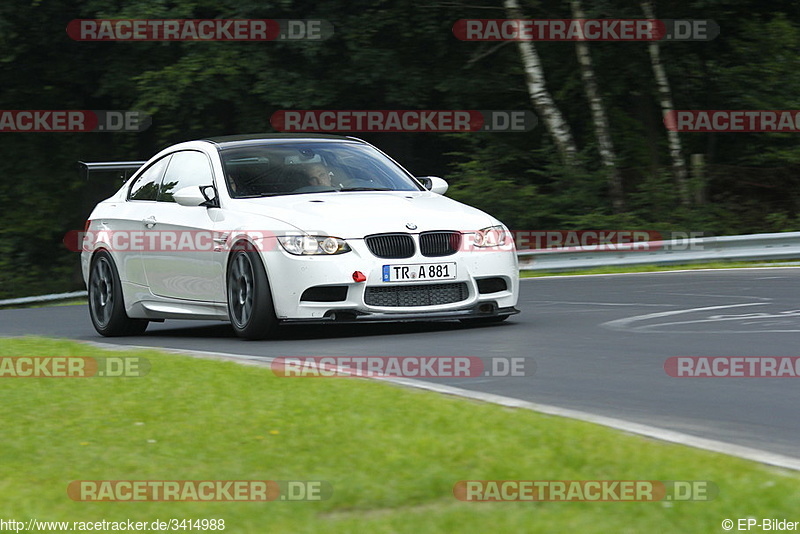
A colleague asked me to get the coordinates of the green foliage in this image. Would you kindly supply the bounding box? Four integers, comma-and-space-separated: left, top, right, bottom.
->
1, 0, 799, 297
443, 135, 539, 228
764, 212, 800, 232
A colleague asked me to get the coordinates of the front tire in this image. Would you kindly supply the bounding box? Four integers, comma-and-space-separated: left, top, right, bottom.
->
88, 251, 148, 336
227, 247, 278, 340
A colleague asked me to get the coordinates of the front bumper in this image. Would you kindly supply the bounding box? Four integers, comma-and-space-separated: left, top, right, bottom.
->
261, 238, 519, 320
280, 304, 520, 324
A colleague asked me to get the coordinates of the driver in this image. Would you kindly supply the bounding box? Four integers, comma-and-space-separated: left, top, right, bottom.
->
305, 163, 333, 187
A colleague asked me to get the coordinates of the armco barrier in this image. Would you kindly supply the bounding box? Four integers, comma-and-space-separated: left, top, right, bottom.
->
0, 290, 88, 308
517, 231, 800, 271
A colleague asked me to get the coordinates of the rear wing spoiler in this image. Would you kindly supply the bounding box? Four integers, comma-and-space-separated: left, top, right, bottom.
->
78, 161, 147, 181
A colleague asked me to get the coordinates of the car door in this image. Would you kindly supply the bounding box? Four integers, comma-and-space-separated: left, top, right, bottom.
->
140, 150, 224, 302
108, 155, 171, 288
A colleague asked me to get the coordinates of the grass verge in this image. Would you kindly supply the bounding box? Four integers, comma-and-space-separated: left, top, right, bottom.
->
1, 337, 798, 533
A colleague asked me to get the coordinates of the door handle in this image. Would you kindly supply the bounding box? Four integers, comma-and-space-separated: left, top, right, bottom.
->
142, 216, 157, 228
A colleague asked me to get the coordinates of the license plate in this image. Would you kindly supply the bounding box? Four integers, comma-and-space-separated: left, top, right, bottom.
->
382, 262, 457, 282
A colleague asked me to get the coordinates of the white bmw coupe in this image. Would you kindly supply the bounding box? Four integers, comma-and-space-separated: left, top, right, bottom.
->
81, 134, 519, 339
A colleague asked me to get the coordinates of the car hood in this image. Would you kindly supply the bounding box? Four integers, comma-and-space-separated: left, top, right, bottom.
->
231, 191, 499, 238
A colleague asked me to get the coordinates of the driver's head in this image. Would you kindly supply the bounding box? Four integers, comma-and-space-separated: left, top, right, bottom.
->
306, 164, 332, 187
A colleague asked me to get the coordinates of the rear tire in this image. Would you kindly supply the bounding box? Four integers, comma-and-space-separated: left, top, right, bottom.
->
88, 251, 149, 336
227, 247, 278, 340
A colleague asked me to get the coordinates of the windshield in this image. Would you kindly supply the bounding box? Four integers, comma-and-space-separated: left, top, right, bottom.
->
219, 141, 424, 198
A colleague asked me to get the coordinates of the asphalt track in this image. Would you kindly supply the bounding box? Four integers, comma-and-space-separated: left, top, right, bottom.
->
2, 268, 799, 460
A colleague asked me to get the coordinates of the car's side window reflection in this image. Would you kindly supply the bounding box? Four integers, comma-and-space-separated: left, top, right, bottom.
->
158, 151, 214, 203
128, 156, 171, 201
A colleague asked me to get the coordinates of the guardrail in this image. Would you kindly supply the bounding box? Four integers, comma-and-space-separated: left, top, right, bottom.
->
517, 231, 800, 271
2, 232, 799, 307
0, 291, 88, 308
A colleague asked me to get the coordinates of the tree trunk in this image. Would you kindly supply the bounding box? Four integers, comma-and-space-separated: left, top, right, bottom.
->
504, 0, 578, 166
570, 0, 624, 213
641, 0, 690, 206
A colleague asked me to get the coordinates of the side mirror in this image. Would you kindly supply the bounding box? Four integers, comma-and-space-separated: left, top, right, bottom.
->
417, 176, 448, 195
200, 185, 218, 207
174, 185, 217, 207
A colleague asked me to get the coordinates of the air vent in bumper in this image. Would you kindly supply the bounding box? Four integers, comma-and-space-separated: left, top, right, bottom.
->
364, 282, 469, 307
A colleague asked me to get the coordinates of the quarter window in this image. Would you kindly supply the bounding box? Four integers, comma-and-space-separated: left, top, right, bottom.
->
128, 156, 170, 201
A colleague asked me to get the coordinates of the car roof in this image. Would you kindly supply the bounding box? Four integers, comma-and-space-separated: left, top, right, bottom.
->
203, 133, 367, 148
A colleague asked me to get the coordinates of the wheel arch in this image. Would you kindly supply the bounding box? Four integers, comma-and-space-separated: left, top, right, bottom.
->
225, 237, 278, 301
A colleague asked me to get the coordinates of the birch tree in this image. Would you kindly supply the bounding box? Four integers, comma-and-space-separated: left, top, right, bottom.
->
504, 0, 578, 166
571, 0, 624, 212
641, 0, 690, 206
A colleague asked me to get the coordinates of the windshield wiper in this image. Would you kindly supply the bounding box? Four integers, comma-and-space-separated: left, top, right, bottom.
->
338, 187, 392, 192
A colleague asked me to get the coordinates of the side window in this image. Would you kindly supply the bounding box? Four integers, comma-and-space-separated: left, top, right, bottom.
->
158, 151, 214, 203
128, 156, 171, 201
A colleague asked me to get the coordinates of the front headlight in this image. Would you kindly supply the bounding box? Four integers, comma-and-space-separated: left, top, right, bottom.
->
473, 225, 511, 248
277, 235, 351, 255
